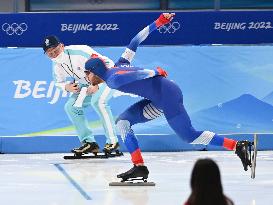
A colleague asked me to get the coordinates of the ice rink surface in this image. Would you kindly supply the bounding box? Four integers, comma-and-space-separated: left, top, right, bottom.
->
0, 151, 272, 205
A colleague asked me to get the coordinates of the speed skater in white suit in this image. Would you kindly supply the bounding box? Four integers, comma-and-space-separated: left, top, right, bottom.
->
43, 36, 120, 155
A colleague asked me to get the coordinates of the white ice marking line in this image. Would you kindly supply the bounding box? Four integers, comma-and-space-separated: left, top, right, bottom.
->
54, 163, 92, 200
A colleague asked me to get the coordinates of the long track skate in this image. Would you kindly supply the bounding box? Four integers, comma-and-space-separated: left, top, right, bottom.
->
109, 177, 155, 186
109, 165, 155, 186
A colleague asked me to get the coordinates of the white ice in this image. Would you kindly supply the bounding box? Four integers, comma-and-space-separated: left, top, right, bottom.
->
0, 151, 272, 205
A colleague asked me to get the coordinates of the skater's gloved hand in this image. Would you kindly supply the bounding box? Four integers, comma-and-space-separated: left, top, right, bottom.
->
156, 66, 168, 77
86, 84, 99, 95
65, 82, 80, 93
155, 13, 175, 27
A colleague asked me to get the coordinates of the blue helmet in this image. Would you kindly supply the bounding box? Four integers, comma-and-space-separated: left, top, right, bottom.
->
85, 57, 108, 79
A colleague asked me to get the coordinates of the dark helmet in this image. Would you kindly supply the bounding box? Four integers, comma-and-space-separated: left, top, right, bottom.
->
85, 57, 108, 79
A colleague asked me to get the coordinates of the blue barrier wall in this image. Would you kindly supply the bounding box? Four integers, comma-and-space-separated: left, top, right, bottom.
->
1, 134, 272, 154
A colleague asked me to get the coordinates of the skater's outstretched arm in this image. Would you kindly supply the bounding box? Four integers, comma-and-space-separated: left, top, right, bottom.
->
84, 13, 173, 88
115, 13, 175, 66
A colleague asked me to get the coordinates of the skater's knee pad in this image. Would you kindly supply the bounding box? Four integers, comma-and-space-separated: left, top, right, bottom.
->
116, 120, 132, 142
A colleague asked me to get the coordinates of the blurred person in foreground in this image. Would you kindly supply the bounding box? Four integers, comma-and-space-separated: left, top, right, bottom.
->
184, 158, 234, 205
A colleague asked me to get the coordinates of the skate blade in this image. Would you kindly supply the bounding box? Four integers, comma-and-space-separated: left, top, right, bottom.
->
251, 134, 258, 179
105, 152, 124, 158
109, 181, 155, 186
64, 153, 108, 160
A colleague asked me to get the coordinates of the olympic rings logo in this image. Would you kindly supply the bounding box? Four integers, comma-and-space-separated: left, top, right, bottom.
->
158, 21, 181, 34
2, 23, 28, 35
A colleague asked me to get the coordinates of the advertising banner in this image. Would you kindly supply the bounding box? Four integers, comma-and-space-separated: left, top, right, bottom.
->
1, 11, 273, 47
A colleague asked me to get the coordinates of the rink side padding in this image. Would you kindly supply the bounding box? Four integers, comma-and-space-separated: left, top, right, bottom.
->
0, 134, 272, 154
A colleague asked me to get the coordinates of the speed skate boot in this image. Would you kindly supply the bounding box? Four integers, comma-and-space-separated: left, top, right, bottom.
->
235, 140, 251, 171
117, 165, 149, 182
71, 141, 99, 156
103, 142, 120, 154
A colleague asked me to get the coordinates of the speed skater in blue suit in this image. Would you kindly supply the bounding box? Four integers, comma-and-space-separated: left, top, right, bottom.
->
84, 13, 252, 182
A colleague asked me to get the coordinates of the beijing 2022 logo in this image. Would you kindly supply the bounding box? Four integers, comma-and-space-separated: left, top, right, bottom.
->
158, 21, 181, 34
2, 23, 28, 35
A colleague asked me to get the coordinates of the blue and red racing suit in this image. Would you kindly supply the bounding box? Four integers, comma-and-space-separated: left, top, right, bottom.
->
85, 14, 237, 164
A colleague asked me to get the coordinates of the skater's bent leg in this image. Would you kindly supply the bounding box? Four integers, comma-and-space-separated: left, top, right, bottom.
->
116, 99, 162, 164
159, 78, 247, 170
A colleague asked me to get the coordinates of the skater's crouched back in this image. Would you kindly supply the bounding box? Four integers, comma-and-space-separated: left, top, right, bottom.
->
184, 158, 234, 205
